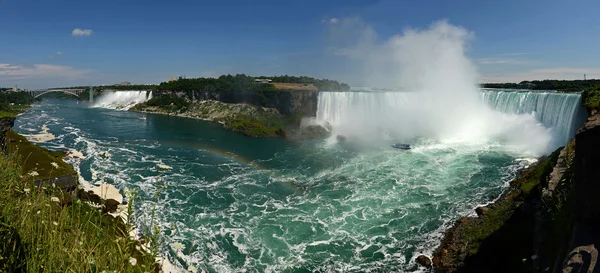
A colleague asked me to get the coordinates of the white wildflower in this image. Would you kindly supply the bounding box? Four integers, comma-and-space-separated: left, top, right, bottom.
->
50, 196, 60, 203
188, 266, 197, 273
170, 242, 185, 251
53, 221, 58, 226
128, 257, 137, 266
51, 162, 59, 169
45, 204, 50, 207
27, 202, 32, 205
79, 241, 83, 246
23, 188, 30, 194
36, 210, 41, 214
52, 183, 56, 188
89, 257, 95, 264
28, 171, 39, 177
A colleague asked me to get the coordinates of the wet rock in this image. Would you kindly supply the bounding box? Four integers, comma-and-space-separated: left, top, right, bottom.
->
456, 217, 470, 224
476, 207, 489, 217
77, 189, 101, 204
336, 135, 347, 143
416, 255, 432, 268
299, 125, 330, 139
104, 199, 120, 213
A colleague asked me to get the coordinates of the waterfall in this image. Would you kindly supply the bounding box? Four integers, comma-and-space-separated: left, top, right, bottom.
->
316, 90, 586, 154
481, 90, 587, 144
92, 91, 153, 110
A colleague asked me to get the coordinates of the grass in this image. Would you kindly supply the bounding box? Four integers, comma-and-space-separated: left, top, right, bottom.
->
0, 111, 17, 119
0, 152, 157, 272
5, 130, 77, 181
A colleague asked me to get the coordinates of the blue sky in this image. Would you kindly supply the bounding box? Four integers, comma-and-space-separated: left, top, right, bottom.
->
1, 0, 599, 89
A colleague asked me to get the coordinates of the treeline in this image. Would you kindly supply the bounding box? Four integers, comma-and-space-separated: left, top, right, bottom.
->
255, 75, 350, 91
0, 92, 34, 113
54, 74, 350, 93
158, 74, 278, 93
0, 92, 34, 105
482, 79, 600, 92
98, 85, 157, 91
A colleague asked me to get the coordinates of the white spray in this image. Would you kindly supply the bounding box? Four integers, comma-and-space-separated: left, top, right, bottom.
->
319, 20, 556, 156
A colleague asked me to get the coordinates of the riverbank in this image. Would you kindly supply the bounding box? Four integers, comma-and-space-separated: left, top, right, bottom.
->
431, 111, 600, 272
131, 99, 291, 137
0, 116, 161, 272
131, 99, 331, 139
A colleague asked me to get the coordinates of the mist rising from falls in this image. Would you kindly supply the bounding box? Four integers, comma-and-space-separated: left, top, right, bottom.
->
319, 20, 561, 156
93, 91, 152, 110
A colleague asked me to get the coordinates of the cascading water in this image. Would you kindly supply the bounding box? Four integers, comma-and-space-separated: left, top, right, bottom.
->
481, 90, 587, 145
93, 90, 153, 110
317, 90, 587, 152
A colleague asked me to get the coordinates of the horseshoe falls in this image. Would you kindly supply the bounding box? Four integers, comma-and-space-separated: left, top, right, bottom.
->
481, 90, 587, 145
317, 90, 586, 154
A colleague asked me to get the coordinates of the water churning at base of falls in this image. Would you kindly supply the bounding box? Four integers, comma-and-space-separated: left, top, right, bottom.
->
316, 90, 587, 155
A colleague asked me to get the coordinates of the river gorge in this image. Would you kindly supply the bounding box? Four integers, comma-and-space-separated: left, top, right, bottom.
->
10, 88, 587, 272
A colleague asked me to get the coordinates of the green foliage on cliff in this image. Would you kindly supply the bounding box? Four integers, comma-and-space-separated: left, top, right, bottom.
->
221, 114, 285, 137
436, 147, 563, 272
143, 95, 190, 111
0, 93, 34, 117
582, 88, 600, 115
158, 74, 278, 93
0, 92, 34, 105
0, 152, 157, 272
4, 130, 77, 180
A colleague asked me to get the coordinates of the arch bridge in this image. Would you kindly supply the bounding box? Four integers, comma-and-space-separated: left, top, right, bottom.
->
28, 87, 95, 102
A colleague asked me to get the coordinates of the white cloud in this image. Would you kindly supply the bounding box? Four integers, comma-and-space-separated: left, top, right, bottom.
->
72, 28, 93, 37
0, 63, 91, 80
48, 51, 63, 59
322, 17, 339, 24
476, 58, 538, 65
480, 67, 600, 83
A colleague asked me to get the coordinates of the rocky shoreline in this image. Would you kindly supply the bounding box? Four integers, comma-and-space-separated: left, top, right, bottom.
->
428, 113, 600, 273
130, 99, 332, 139
0, 115, 170, 271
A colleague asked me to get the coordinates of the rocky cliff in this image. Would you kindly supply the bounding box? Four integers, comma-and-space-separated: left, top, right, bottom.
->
0, 117, 15, 151
155, 90, 319, 117
431, 113, 600, 273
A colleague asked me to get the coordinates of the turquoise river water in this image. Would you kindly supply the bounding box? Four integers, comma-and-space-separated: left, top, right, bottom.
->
13, 90, 586, 272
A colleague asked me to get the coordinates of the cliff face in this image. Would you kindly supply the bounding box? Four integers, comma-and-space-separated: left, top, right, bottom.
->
560, 114, 600, 273
0, 117, 15, 151
154, 90, 319, 117
432, 113, 600, 273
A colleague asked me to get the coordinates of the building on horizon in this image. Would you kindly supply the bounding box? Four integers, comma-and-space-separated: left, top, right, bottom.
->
254, 79, 272, 83
120, 81, 131, 86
